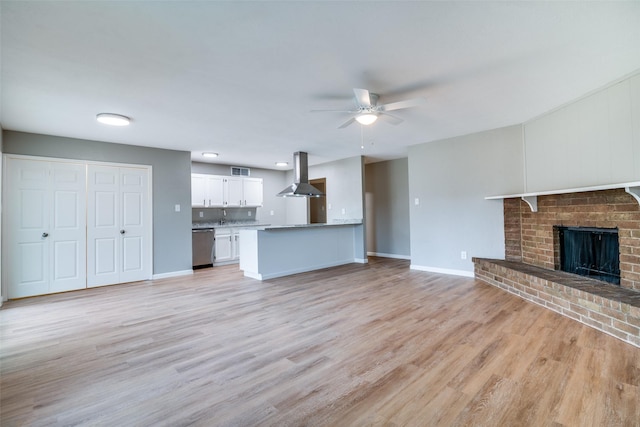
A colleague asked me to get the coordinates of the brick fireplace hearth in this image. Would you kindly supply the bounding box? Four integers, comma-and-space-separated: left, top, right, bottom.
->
474, 188, 640, 348
505, 188, 640, 291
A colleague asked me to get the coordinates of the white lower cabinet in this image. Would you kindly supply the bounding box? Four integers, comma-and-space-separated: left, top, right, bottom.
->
214, 230, 233, 263
213, 228, 241, 265
3, 155, 153, 298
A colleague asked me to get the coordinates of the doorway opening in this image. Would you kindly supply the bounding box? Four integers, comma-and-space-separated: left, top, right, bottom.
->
310, 178, 326, 224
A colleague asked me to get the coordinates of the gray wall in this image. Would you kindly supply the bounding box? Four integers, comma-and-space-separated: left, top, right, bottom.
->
408, 125, 524, 275
191, 162, 288, 225
0, 127, 3, 304
365, 158, 410, 258
2, 131, 193, 275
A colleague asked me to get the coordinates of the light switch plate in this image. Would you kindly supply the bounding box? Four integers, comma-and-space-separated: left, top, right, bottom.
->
175, 204, 181, 212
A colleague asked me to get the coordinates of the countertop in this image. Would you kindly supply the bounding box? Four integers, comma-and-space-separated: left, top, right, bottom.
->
252, 220, 362, 231
192, 222, 270, 230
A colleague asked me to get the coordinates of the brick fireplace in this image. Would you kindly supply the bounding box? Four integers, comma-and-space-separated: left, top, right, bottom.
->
504, 188, 640, 291
474, 188, 640, 348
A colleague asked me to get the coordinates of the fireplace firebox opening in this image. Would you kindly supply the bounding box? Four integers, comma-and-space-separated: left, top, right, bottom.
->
555, 226, 620, 285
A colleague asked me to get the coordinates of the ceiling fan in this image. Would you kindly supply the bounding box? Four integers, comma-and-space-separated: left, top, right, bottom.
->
312, 88, 426, 129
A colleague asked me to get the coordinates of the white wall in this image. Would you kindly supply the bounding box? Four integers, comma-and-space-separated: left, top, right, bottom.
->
524, 71, 640, 192
308, 156, 364, 223
408, 125, 524, 276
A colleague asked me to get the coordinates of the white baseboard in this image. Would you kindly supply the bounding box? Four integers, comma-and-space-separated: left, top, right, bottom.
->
410, 264, 474, 278
367, 252, 411, 260
354, 258, 369, 264
152, 269, 193, 280
243, 258, 364, 281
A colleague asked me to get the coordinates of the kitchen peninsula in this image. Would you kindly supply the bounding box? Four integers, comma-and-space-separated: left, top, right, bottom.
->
239, 221, 366, 280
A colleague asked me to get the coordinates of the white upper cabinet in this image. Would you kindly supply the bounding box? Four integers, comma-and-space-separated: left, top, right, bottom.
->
191, 174, 263, 207
191, 174, 224, 207
243, 178, 264, 207
224, 176, 243, 207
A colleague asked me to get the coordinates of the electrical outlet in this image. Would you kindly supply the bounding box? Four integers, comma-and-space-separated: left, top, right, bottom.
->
175, 204, 181, 212
248, 211, 252, 217
341, 208, 346, 215
199, 211, 204, 218
270, 210, 274, 216
461, 251, 467, 260
327, 203, 332, 209
414, 198, 420, 206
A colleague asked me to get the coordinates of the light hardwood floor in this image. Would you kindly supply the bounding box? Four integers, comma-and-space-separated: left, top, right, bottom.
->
1, 257, 639, 426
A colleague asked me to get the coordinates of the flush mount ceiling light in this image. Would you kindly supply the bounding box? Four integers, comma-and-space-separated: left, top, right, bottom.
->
96, 113, 130, 126
202, 152, 218, 158
355, 113, 378, 126
275, 162, 288, 167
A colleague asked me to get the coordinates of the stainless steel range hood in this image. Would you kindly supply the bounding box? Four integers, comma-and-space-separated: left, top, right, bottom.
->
277, 152, 324, 197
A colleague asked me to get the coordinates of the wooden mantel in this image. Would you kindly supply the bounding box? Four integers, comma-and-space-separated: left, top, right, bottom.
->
485, 181, 640, 212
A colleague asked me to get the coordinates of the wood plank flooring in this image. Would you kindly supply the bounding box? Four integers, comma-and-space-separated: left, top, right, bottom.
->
1, 257, 639, 426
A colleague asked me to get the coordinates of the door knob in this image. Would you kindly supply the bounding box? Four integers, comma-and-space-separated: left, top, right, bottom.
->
42, 232, 49, 238
120, 230, 126, 235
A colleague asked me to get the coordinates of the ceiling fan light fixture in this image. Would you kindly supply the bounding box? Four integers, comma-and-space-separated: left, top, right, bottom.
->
96, 113, 130, 126
355, 113, 378, 125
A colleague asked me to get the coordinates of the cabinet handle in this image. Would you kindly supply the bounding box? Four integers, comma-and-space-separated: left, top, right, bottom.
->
42, 232, 49, 238
120, 230, 126, 235
203, 199, 206, 206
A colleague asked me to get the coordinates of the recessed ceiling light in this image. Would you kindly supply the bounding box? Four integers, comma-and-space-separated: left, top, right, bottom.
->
96, 113, 130, 126
202, 152, 218, 158
355, 113, 377, 125
275, 162, 288, 167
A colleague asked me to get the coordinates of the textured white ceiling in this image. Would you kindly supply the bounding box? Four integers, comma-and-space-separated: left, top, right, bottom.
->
2, 1, 640, 169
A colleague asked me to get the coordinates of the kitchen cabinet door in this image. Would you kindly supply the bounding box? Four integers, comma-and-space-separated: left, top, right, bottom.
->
214, 232, 233, 262
207, 175, 225, 207
224, 177, 243, 207
232, 232, 240, 260
242, 178, 263, 206
191, 174, 207, 207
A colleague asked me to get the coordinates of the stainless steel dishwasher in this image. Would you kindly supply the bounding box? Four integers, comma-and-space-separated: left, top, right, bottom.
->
192, 228, 215, 267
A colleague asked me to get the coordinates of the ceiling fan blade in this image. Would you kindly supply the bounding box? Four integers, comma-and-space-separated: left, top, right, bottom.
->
338, 117, 356, 129
353, 88, 372, 108
379, 112, 404, 125
378, 97, 426, 112
310, 109, 357, 113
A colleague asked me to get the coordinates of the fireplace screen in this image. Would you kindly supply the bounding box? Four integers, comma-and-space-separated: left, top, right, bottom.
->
557, 226, 620, 284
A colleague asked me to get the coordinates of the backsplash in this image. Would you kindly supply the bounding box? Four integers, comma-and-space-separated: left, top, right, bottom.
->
192, 207, 258, 223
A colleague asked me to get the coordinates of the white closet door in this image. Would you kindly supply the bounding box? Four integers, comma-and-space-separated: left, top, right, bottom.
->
119, 167, 151, 284
49, 162, 87, 293
4, 158, 86, 298
87, 165, 151, 287
87, 165, 120, 287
